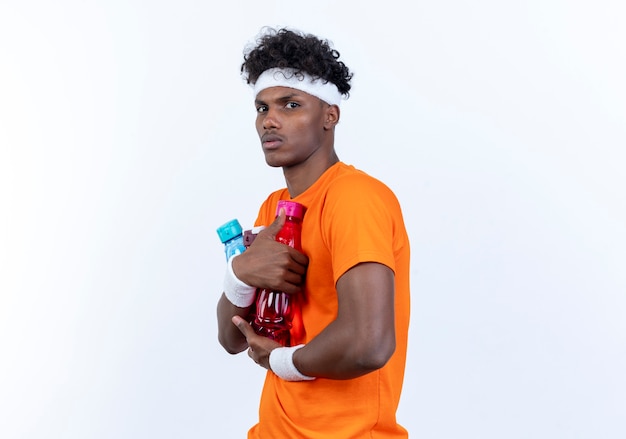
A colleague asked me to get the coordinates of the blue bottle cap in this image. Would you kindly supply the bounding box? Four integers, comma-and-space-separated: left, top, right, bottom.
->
216, 219, 243, 243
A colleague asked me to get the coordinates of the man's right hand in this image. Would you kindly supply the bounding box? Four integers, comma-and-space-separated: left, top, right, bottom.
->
232, 209, 308, 294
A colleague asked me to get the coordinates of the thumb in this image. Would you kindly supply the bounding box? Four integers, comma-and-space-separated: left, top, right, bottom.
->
262, 208, 286, 239
232, 315, 255, 339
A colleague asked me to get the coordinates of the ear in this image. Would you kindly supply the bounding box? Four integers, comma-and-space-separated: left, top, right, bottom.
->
323, 105, 340, 130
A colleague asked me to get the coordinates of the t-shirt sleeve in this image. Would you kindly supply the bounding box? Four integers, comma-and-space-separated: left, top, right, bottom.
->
254, 191, 285, 227
322, 173, 400, 284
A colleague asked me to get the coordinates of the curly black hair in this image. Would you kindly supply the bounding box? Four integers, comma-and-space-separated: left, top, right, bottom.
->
241, 27, 353, 97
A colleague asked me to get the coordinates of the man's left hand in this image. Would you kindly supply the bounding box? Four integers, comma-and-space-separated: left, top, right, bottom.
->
232, 316, 282, 370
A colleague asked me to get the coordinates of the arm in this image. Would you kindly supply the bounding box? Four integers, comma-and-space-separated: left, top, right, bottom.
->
217, 211, 309, 354
297, 262, 396, 378
217, 294, 254, 354
233, 261, 396, 379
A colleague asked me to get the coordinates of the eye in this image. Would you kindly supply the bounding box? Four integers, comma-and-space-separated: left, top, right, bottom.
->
256, 105, 268, 113
285, 102, 300, 109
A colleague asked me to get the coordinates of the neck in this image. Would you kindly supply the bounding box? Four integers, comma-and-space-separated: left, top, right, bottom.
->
284, 150, 339, 198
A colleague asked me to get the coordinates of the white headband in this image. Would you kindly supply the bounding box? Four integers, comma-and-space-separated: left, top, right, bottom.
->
253, 67, 343, 106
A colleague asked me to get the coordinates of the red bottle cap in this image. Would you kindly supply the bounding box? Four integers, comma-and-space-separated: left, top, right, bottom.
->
276, 200, 305, 219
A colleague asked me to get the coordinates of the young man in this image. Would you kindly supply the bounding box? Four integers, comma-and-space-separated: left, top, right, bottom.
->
217, 27, 411, 438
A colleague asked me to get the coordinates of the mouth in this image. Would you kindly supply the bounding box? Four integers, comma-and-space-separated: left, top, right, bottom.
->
261, 133, 283, 150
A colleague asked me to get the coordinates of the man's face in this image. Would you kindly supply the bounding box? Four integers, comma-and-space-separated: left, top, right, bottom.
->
254, 86, 329, 169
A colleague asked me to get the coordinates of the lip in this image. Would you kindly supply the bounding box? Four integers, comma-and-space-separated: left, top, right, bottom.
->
261, 133, 283, 150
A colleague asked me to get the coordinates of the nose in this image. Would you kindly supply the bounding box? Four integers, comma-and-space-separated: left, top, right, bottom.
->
261, 108, 280, 130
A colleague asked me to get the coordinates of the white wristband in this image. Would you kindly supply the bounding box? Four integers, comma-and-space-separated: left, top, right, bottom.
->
223, 255, 257, 308
269, 344, 316, 381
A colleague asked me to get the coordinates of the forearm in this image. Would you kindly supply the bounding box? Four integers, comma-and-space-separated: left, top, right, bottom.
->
292, 318, 395, 380
217, 293, 253, 354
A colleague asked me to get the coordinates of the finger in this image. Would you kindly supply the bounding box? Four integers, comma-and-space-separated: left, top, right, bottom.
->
248, 347, 259, 363
232, 315, 254, 339
286, 248, 309, 271
279, 270, 307, 293
262, 208, 286, 239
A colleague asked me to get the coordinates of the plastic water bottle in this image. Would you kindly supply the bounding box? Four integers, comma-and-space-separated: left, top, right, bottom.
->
252, 200, 305, 346
217, 219, 246, 261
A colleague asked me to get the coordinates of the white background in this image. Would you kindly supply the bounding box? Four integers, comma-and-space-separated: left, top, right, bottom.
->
1, 1, 625, 438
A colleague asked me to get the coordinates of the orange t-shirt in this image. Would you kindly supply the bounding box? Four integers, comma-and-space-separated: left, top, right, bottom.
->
248, 162, 411, 439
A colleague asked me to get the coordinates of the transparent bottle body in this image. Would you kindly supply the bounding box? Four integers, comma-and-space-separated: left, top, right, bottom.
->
224, 235, 246, 261
252, 217, 302, 346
